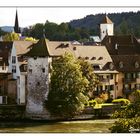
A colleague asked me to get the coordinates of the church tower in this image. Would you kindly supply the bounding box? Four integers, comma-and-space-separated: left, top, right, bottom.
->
100, 15, 114, 41
14, 10, 21, 34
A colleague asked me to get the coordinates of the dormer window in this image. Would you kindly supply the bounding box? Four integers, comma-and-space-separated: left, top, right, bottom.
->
85, 56, 89, 60
115, 43, 118, 50
98, 57, 103, 60
109, 62, 114, 70
135, 61, 139, 68
93, 64, 100, 70
119, 61, 123, 68
91, 57, 96, 60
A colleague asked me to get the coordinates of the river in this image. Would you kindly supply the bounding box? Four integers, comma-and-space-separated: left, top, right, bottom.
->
0, 119, 116, 133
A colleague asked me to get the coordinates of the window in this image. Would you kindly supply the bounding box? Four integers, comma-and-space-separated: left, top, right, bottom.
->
24, 65, 27, 71
12, 56, 16, 63
37, 82, 40, 86
42, 68, 45, 73
106, 75, 110, 79
110, 85, 114, 90
0, 96, 7, 104
135, 61, 139, 68
93, 65, 100, 70
98, 57, 103, 60
29, 69, 32, 73
91, 57, 96, 60
12, 66, 16, 73
119, 61, 123, 68
109, 63, 114, 70
110, 74, 113, 79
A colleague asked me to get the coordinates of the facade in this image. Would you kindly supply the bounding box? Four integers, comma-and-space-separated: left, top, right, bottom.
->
0, 41, 34, 105
102, 35, 140, 99
100, 15, 114, 41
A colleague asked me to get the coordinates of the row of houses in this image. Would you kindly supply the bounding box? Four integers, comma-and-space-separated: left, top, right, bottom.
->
1, 11, 140, 118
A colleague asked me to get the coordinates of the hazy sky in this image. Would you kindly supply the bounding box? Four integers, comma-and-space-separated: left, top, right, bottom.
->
0, 0, 140, 27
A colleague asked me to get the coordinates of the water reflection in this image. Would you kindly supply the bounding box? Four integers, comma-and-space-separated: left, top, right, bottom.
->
0, 119, 116, 133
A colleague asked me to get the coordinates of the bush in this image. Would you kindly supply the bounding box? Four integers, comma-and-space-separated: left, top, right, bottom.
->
111, 101, 140, 119
110, 117, 140, 133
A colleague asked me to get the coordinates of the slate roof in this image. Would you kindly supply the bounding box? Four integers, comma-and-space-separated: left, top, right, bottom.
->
111, 55, 140, 72
0, 42, 13, 66
25, 39, 50, 57
102, 35, 140, 55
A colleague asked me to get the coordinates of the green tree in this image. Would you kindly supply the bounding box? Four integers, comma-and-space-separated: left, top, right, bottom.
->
0, 28, 7, 36
3, 32, 20, 41
30, 23, 44, 39
119, 18, 129, 35
45, 53, 89, 117
78, 59, 99, 96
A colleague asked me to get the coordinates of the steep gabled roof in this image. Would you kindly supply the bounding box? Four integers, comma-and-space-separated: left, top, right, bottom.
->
25, 38, 50, 57
101, 15, 113, 24
0, 42, 13, 66
14, 10, 20, 33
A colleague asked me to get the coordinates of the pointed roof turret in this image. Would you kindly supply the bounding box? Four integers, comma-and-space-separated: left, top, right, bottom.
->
14, 10, 21, 33
101, 15, 113, 24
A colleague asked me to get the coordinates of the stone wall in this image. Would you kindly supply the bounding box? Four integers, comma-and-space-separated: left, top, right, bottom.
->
26, 57, 50, 119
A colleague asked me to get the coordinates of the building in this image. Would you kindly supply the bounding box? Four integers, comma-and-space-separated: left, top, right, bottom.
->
100, 15, 114, 41
24, 38, 119, 119
0, 40, 34, 105
102, 35, 140, 99
14, 10, 21, 34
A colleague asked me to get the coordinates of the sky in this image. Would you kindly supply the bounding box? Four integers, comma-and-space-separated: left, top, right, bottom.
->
0, 0, 140, 27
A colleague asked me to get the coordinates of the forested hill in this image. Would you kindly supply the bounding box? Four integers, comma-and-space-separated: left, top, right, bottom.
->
69, 11, 140, 36
2, 11, 140, 41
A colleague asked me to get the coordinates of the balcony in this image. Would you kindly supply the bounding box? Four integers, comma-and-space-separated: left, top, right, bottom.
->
122, 78, 136, 83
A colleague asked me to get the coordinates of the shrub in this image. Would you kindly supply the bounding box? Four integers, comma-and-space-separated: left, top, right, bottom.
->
110, 117, 140, 133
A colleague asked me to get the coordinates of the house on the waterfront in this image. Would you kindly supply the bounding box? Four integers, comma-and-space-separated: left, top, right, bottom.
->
24, 38, 119, 119
102, 35, 140, 98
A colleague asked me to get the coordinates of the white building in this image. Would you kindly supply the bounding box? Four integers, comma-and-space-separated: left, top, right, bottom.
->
100, 15, 114, 41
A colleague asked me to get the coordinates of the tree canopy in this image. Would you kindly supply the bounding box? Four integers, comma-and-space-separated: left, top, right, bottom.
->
45, 53, 92, 117
2, 32, 20, 41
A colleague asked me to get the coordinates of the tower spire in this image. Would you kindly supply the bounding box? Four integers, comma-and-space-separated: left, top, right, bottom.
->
14, 10, 21, 33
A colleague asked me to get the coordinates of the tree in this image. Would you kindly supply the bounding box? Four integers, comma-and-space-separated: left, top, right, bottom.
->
78, 59, 99, 97
119, 18, 129, 35
3, 32, 20, 41
0, 28, 7, 36
45, 53, 89, 117
30, 23, 44, 39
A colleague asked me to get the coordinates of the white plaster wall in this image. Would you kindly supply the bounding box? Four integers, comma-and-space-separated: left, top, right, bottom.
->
8, 43, 20, 79
100, 24, 114, 40
26, 57, 49, 115
8, 43, 25, 105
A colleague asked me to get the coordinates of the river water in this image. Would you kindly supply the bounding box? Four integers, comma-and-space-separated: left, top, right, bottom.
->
0, 119, 116, 133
